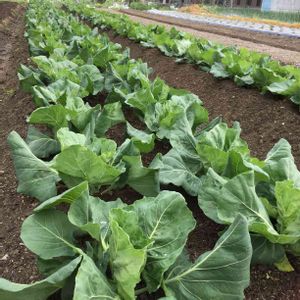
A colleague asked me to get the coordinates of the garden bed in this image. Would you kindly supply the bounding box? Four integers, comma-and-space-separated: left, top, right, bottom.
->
0, 2, 299, 299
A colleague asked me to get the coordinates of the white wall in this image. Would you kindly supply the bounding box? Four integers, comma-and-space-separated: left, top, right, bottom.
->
271, 0, 300, 12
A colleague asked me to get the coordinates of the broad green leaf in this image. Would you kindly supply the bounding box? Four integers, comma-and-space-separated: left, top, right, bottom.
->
198, 170, 299, 244
18, 64, 43, 94
26, 126, 60, 159
95, 102, 125, 137
110, 208, 151, 249
68, 194, 125, 245
126, 122, 155, 153
93, 45, 114, 68
151, 77, 169, 102
234, 74, 255, 86
32, 56, 79, 83
77, 64, 104, 95
28, 105, 69, 132
7, 131, 59, 201
289, 240, 300, 256
73, 255, 119, 300
87, 137, 117, 159
252, 67, 284, 89
169, 121, 200, 166
264, 139, 300, 186
121, 155, 159, 196
0, 256, 81, 300
151, 150, 202, 196
34, 181, 88, 212
173, 39, 192, 56
251, 235, 285, 265
267, 80, 299, 98
53, 145, 123, 187
32, 85, 57, 107
223, 151, 269, 183
274, 255, 295, 272
80, 105, 101, 138
109, 209, 149, 300
163, 215, 252, 300
129, 191, 196, 292
210, 62, 230, 78
196, 122, 249, 173
260, 196, 277, 218
125, 87, 156, 114
66, 99, 99, 133
152, 94, 208, 140
113, 139, 140, 164
37, 257, 75, 277
31, 79, 85, 108
275, 181, 300, 244
57, 127, 86, 151
21, 210, 78, 259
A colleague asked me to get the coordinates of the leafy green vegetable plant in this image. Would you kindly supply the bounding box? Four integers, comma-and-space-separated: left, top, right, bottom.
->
0, 188, 252, 300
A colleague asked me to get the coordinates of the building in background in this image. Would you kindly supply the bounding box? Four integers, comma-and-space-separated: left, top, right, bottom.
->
158, 0, 300, 11
232, 0, 262, 8
223, 0, 300, 11
262, 0, 300, 12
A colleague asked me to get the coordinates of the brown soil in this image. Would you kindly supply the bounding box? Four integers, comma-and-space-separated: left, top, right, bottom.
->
0, 2, 40, 283
121, 9, 300, 55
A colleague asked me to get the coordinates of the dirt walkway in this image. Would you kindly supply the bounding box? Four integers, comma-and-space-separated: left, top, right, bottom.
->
0, 1, 39, 283
107, 9, 300, 65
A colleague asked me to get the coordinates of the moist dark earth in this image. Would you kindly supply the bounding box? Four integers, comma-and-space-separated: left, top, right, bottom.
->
0, 1, 40, 283
0, 2, 299, 299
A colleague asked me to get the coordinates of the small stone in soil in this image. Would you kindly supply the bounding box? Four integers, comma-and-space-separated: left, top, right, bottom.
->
1, 254, 9, 260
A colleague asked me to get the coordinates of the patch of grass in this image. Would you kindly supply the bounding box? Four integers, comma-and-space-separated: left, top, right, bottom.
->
207, 6, 300, 24
129, 1, 172, 11
4, 88, 16, 96
0, 0, 28, 3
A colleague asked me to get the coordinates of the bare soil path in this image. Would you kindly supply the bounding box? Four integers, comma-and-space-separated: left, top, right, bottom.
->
0, 1, 39, 283
110, 9, 300, 65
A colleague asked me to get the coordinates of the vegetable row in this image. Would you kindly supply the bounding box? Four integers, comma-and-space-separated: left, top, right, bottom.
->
0, 1, 299, 300
63, 0, 300, 267
68, 1, 300, 106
